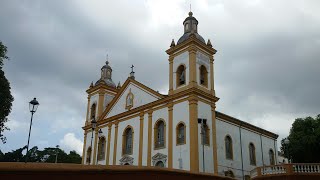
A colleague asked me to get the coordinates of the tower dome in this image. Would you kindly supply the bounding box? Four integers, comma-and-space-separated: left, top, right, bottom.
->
177, 11, 206, 45
95, 61, 116, 88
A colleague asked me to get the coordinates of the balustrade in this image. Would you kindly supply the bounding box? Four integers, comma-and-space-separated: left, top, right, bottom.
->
251, 163, 320, 178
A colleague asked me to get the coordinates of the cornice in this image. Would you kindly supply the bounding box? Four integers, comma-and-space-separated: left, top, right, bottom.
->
86, 84, 118, 94
216, 111, 279, 139
82, 87, 219, 130
166, 35, 217, 56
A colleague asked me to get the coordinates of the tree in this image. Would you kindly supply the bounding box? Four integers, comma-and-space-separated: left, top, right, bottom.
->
0, 146, 82, 164
0, 41, 14, 144
281, 114, 320, 163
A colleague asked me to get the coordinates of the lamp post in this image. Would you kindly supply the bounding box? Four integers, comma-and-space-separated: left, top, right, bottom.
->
284, 138, 290, 163
89, 118, 97, 165
55, 145, 59, 163
25, 98, 39, 163
198, 118, 207, 173
96, 129, 103, 165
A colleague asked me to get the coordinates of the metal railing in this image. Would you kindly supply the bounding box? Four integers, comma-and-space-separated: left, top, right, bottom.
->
250, 163, 320, 178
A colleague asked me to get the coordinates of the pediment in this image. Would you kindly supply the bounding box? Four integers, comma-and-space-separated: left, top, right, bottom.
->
119, 155, 134, 165
102, 78, 164, 119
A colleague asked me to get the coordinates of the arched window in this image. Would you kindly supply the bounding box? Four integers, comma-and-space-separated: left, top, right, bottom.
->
176, 65, 186, 86
202, 124, 210, 145
86, 147, 92, 164
249, 143, 256, 165
225, 135, 233, 160
269, 149, 275, 165
200, 65, 208, 87
90, 103, 96, 119
155, 120, 165, 148
224, 170, 234, 178
176, 123, 186, 145
123, 127, 133, 155
97, 137, 106, 161
155, 161, 165, 167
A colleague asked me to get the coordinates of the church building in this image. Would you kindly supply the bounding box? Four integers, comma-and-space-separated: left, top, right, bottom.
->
81, 12, 278, 179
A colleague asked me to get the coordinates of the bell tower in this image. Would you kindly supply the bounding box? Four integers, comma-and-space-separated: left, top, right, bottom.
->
85, 59, 119, 126
166, 11, 217, 96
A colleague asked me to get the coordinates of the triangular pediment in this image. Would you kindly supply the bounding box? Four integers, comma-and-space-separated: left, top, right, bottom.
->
100, 78, 164, 120
152, 153, 167, 161
119, 155, 134, 165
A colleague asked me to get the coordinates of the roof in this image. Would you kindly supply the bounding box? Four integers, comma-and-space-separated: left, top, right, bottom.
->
216, 111, 279, 139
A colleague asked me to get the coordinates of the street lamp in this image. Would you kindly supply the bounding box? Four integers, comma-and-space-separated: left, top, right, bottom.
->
25, 98, 39, 163
284, 138, 290, 163
198, 118, 207, 172
55, 145, 59, 163
89, 118, 97, 165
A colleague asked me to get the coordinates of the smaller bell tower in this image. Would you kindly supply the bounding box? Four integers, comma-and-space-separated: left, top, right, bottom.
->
166, 11, 217, 96
85, 59, 119, 125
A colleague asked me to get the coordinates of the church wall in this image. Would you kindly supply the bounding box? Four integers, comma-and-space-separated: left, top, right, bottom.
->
172, 100, 190, 171
216, 118, 246, 178
103, 94, 114, 110
84, 129, 96, 165
142, 113, 149, 166
197, 101, 214, 173
196, 51, 211, 90
261, 135, 277, 166
107, 83, 159, 118
173, 51, 189, 90
216, 118, 278, 179
151, 107, 168, 167
115, 116, 140, 165
240, 127, 265, 175
96, 126, 109, 165
88, 94, 98, 121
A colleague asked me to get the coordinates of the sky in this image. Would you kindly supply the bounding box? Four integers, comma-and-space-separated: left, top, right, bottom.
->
1, 0, 319, 155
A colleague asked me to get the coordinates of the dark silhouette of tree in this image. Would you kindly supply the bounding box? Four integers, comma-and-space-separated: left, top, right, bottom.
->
281, 114, 320, 163
0, 41, 14, 144
0, 146, 82, 164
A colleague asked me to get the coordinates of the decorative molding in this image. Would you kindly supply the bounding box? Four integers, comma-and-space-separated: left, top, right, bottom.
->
119, 155, 134, 165
152, 153, 167, 166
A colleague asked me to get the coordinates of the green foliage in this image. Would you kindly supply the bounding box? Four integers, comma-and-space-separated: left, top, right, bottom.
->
281, 114, 320, 163
0, 146, 82, 164
0, 41, 14, 144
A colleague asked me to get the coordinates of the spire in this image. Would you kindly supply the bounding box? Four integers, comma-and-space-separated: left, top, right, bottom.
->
95, 55, 116, 88
129, 64, 135, 80
177, 11, 205, 45
170, 39, 176, 47
207, 39, 212, 47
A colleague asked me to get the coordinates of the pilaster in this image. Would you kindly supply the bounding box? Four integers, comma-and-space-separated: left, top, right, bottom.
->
168, 102, 173, 168
106, 124, 112, 165
188, 94, 199, 172
211, 103, 218, 174
113, 122, 119, 165
82, 131, 87, 164
97, 90, 104, 118
138, 111, 144, 166
189, 47, 197, 87
93, 129, 99, 165
147, 110, 153, 166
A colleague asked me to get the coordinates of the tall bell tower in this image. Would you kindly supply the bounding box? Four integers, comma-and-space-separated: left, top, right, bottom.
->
85, 60, 119, 126
166, 11, 217, 96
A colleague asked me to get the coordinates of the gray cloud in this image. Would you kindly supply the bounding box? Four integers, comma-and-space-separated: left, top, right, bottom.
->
1, 0, 319, 153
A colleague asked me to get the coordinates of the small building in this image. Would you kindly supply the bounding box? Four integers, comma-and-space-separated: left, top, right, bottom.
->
81, 11, 279, 179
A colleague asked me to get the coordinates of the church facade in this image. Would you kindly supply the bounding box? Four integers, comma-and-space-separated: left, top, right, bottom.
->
81, 12, 278, 179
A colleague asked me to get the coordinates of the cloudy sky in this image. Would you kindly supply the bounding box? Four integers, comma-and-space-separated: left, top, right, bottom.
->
1, 0, 319, 155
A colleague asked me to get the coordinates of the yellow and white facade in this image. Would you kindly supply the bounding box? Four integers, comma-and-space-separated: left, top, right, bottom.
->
82, 12, 279, 179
